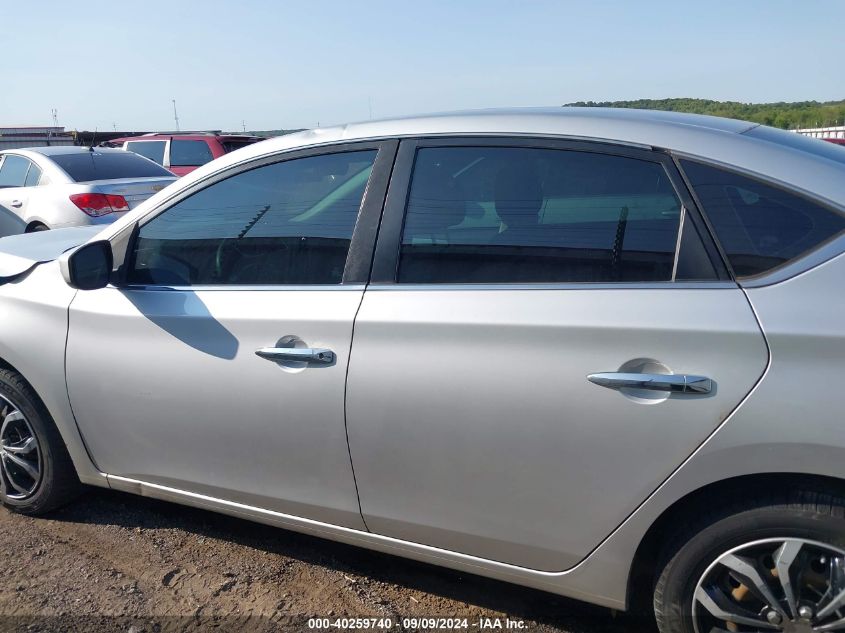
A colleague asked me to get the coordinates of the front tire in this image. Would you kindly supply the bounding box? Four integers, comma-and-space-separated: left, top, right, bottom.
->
653, 487, 845, 633
0, 369, 80, 514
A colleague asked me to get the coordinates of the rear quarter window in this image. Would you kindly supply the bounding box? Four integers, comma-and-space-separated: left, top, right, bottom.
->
125, 141, 167, 165
222, 140, 259, 153
682, 160, 845, 278
170, 140, 214, 167
51, 151, 174, 182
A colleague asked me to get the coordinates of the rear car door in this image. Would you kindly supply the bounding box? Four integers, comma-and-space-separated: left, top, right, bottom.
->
0, 154, 38, 221
67, 141, 396, 527
345, 138, 769, 570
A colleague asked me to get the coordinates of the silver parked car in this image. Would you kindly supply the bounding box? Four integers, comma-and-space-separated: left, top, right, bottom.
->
0, 146, 176, 231
0, 109, 843, 633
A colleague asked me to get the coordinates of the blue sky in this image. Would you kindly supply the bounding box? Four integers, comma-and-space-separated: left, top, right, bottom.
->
3, 0, 843, 131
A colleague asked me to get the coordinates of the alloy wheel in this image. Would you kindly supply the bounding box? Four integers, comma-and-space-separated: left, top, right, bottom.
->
693, 538, 845, 632
0, 394, 42, 500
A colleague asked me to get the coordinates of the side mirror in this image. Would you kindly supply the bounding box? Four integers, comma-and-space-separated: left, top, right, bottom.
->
59, 240, 113, 290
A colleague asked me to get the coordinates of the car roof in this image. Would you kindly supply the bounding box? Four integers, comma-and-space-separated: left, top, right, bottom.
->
264, 107, 758, 150
204, 107, 844, 211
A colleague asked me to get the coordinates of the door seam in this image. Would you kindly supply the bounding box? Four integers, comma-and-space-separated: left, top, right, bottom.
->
343, 286, 371, 532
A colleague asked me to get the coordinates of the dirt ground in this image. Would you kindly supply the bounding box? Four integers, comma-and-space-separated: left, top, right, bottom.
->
0, 488, 655, 633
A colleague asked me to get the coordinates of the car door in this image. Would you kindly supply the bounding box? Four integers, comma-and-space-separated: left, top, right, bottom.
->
0, 154, 38, 221
66, 140, 396, 528
345, 138, 769, 570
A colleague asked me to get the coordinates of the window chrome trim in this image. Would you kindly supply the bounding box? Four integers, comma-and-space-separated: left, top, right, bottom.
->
670, 207, 687, 281
364, 281, 737, 291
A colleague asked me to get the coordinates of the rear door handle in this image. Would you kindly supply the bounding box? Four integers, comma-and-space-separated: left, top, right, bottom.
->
10, 200, 22, 208
255, 347, 335, 364
587, 372, 712, 394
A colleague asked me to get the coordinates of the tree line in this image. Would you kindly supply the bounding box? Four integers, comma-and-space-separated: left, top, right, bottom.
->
564, 98, 845, 129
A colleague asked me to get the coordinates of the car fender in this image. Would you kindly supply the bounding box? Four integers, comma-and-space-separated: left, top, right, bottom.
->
0, 260, 106, 487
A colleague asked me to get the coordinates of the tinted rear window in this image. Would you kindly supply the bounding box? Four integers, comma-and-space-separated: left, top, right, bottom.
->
170, 140, 214, 167
51, 151, 173, 182
398, 146, 685, 284
222, 140, 259, 153
683, 160, 845, 277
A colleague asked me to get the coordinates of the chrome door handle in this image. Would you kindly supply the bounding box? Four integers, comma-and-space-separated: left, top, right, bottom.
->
255, 347, 335, 364
10, 200, 22, 208
587, 372, 712, 394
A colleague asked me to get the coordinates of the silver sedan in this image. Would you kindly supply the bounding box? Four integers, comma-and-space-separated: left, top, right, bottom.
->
0, 108, 843, 633
0, 146, 176, 232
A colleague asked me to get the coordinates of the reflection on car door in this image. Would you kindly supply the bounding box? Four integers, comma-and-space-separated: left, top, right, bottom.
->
345, 139, 769, 571
66, 142, 394, 529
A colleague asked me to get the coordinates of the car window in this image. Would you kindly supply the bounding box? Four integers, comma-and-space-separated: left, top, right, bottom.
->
170, 140, 214, 167
222, 139, 259, 153
125, 141, 167, 165
24, 163, 42, 187
0, 155, 32, 188
398, 146, 684, 283
127, 150, 378, 286
682, 160, 845, 278
50, 151, 173, 182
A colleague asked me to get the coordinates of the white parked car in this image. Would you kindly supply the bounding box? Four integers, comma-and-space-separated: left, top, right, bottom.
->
0, 147, 176, 232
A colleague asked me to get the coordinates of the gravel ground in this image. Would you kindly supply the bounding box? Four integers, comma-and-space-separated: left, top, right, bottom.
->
0, 488, 655, 633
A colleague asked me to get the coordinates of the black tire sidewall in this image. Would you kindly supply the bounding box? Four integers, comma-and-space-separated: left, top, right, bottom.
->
657, 506, 845, 633
0, 374, 59, 513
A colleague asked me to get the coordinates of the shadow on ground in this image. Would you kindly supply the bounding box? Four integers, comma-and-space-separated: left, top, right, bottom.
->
49, 488, 655, 633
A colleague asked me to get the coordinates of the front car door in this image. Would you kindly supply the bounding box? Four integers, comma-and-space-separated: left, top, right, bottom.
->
66, 141, 396, 528
345, 138, 769, 570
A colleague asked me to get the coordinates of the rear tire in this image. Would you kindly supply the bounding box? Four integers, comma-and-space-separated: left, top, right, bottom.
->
25, 223, 49, 233
0, 368, 81, 515
653, 486, 845, 633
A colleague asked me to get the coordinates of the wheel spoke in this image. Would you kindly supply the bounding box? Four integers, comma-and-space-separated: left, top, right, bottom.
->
815, 614, 845, 632
2, 451, 38, 480
695, 585, 781, 630
0, 395, 41, 500
1, 436, 36, 455
818, 587, 845, 621
0, 409, 24, 436
719, 553, 786, 617
773, 539, 802, 618
1, 457, 32, 495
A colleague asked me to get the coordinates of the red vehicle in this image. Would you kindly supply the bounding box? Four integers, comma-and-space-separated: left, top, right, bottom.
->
823, 137, 845, 146
108, 133, 263, 176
